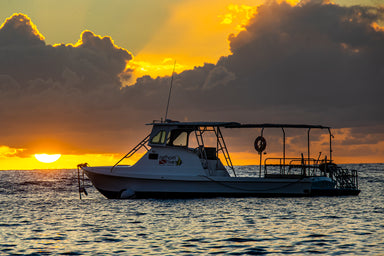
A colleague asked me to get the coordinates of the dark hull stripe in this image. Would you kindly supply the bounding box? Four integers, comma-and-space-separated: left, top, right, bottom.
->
96, 187, 360, 199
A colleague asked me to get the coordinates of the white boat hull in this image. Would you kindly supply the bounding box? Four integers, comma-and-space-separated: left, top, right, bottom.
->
84, 167, 313, 199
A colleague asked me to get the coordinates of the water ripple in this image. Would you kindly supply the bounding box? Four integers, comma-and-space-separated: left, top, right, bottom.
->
0, 165, 383, 255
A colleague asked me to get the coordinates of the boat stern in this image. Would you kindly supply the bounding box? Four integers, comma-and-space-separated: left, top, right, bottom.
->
309, 176, 360, 196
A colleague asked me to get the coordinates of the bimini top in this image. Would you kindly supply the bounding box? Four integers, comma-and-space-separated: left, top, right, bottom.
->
148, 120, 330, 130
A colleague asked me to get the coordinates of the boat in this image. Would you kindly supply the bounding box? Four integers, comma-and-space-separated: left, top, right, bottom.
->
77, 120, 360, 199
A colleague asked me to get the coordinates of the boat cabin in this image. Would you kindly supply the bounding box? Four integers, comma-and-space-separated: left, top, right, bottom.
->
145, 121, 239, 177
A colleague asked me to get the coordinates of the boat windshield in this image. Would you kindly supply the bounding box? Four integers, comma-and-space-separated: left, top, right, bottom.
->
150, 130, 168, 144
167, 129, 189, 147
150, 128, 190, 147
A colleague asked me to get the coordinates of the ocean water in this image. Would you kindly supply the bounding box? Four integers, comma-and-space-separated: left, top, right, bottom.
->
0, 164, 383, 255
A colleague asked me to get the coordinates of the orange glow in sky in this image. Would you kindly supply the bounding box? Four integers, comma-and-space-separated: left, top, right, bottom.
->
0, 1, 383, 170
0, 127, 381, 171
128, 0, 303, 82
127, 1, 262, 83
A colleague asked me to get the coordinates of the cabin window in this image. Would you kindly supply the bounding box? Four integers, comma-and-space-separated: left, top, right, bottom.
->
151, 130, 168, 144
172, 132, 188, 147
167, 129, 189, 147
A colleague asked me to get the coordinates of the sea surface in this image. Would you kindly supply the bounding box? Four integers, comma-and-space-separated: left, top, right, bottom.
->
0, 164, 383, 255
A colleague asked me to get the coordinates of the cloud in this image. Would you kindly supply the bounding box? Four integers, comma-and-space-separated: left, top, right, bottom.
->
0, 1, 384, 162
122, 0, 384, 159
202, 66, 236, 90
0, 13, 45, 47
127, 0, 384, 127
0, 13, 134, 154
0, 145, 25, 158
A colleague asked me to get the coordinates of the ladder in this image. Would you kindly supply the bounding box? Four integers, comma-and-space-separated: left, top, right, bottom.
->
333, 167, 359, 190
195, 128, 208, 169
215, 127, 236, 177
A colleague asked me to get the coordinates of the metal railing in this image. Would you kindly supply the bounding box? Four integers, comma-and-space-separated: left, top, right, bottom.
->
110, 135, 150, 172
264, 157, 321, 176
263, 157, 359, 190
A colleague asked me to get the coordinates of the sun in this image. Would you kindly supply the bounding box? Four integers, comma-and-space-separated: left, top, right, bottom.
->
34, 154, 61, 163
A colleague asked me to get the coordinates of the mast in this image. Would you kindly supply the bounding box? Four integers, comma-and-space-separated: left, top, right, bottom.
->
164, 60, 176, 121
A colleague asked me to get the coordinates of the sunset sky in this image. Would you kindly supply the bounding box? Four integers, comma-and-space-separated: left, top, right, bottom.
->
0, 0, 383, 170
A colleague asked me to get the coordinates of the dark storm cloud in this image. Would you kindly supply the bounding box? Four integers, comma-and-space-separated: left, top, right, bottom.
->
0, 14, 132, 85
124, 0, 384, 144
0, 14, 134, 154
1, 1, 384, 156
217, 0, 384, 127
0, 13, 45, 47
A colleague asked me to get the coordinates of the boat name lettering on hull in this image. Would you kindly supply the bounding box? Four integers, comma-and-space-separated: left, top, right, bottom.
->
159, 155, 182, 166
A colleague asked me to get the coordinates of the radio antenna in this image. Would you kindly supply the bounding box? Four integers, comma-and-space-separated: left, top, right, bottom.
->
164, 60, 176, 121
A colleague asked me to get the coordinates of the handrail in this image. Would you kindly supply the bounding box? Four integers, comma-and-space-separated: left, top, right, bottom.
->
263, 157, 359, 190
263, 157, 332, 176
110, 135, 150, 172
264, 157, 319, 167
